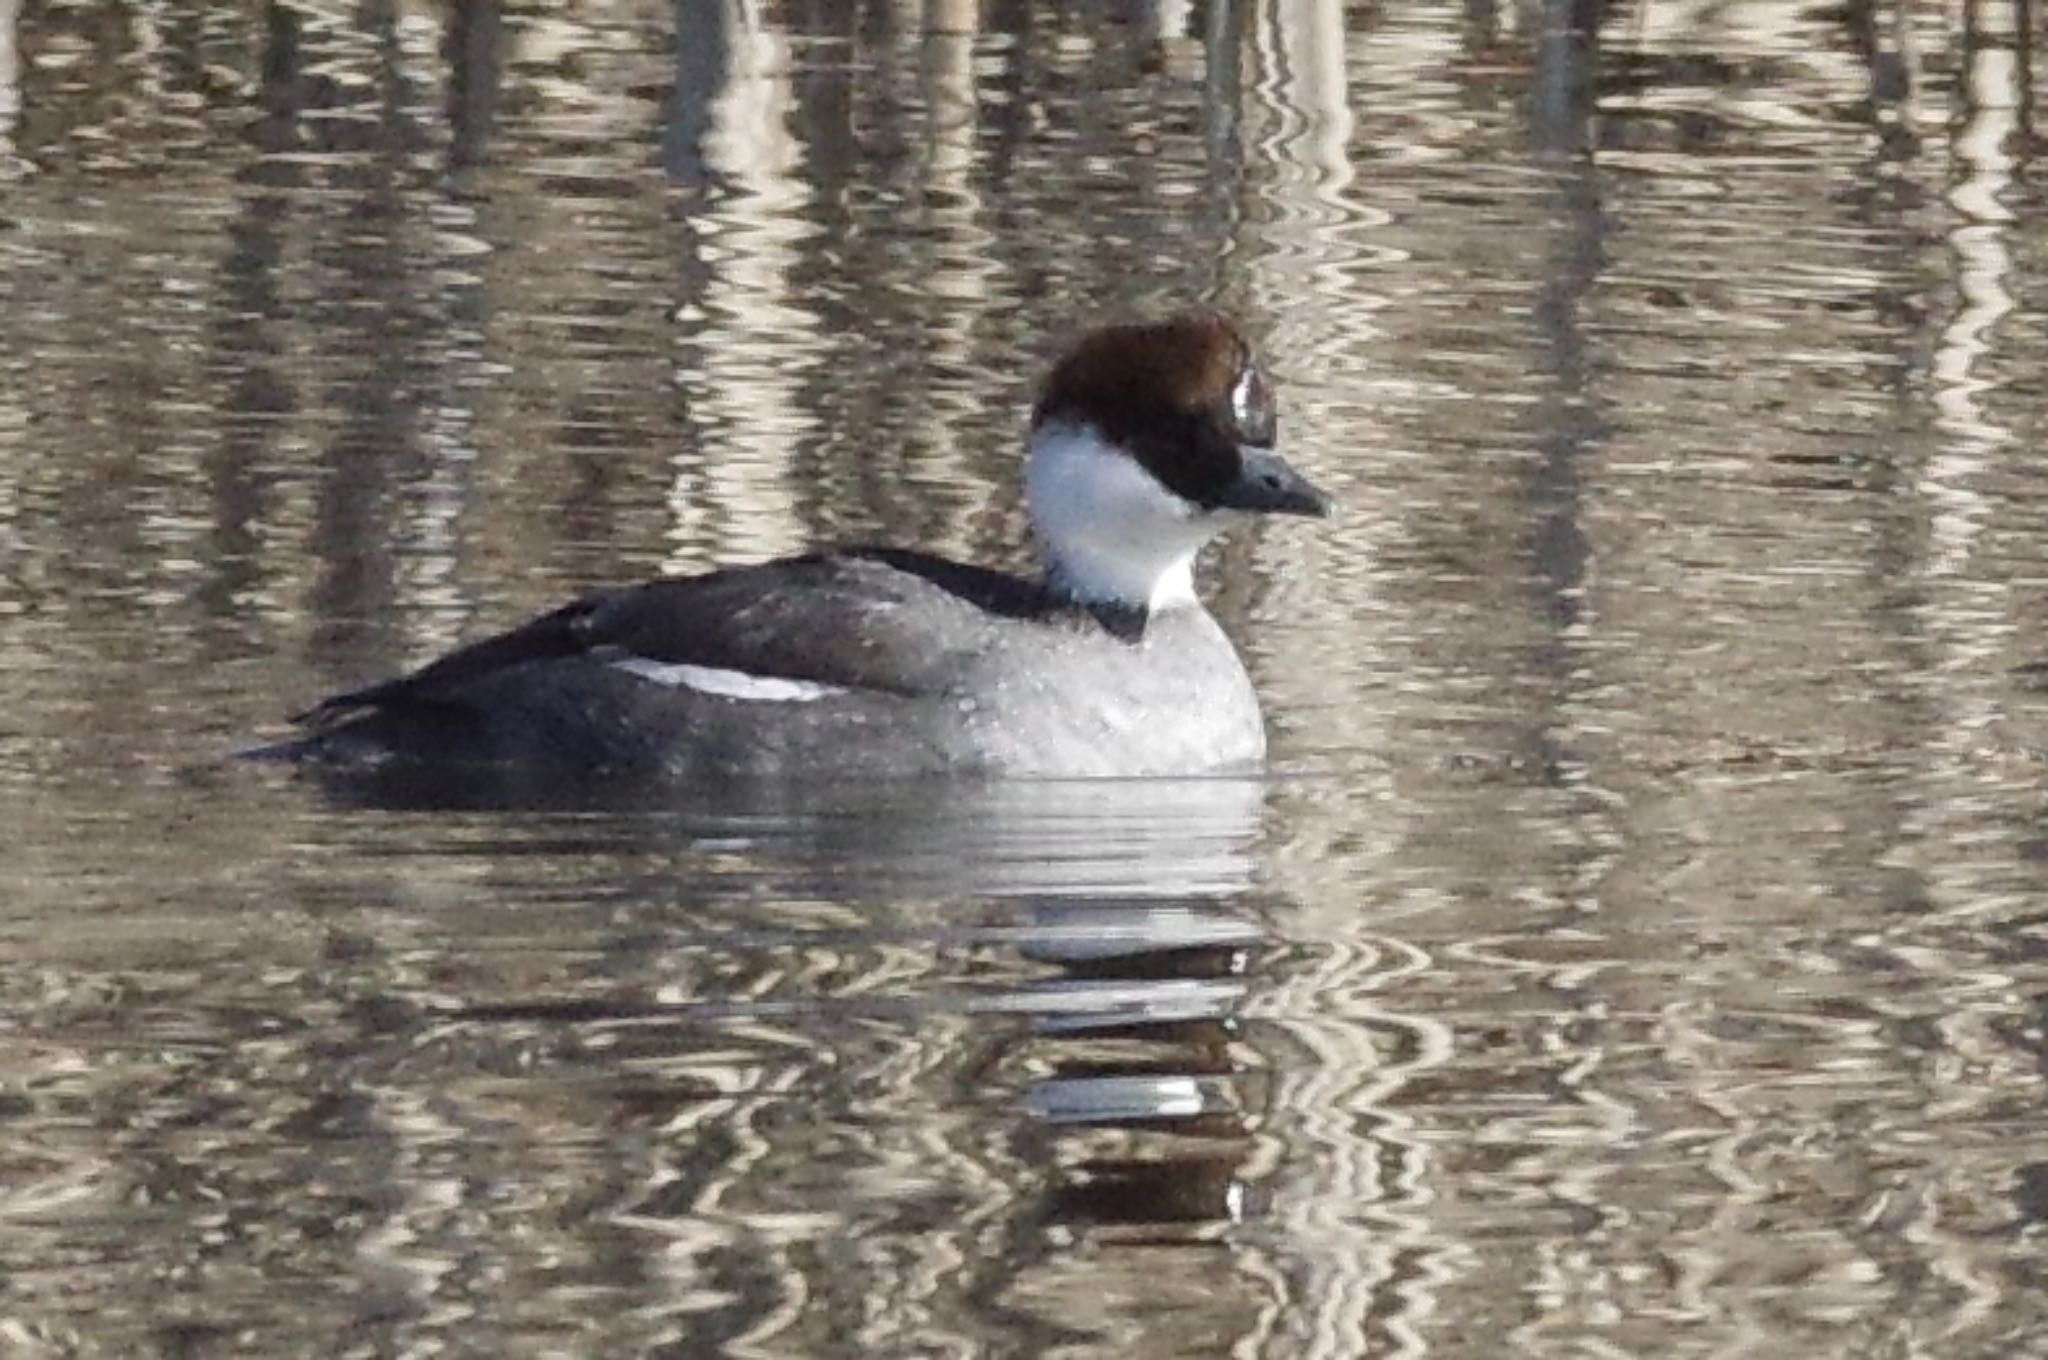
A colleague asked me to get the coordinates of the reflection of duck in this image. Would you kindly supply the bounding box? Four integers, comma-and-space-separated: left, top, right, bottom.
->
1013, 890, 1269, 1235
257, 314, 1330, 780
967, 783, 1270, 1239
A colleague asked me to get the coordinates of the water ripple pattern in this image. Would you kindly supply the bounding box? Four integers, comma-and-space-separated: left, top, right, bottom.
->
5, 2, 2048, 1358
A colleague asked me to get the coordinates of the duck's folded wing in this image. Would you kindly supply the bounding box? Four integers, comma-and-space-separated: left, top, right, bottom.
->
294, 553, 1009, 728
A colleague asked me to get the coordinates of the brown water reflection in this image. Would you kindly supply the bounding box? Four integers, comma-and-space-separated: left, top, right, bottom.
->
6, 1, 2048, 1356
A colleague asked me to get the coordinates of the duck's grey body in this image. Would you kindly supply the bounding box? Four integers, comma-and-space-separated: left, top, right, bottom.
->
281, 550, 1265, 779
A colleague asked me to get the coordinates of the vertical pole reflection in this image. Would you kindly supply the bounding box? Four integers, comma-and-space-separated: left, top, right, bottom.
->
1519, 24, 1630, 1347
444, 0, 501, 174
301, 3, 441, 677
1907, 0, 2020, 908
921, 0, 978, 185
1225, 0, 1362, 611
663, 1, 815, 570
2017, 0, 2036, 150
1519, 15, 1654, 1348
198, 184, 294, 625
1203, 0, 1246, 225
1925, 0, 2015, 602
907, 0, 995, 546
0, 0, 16, 174
1528, 0, 1599, 648
1533, 0, 1602, 159
918, 11, 988, 327
1241, 0, 1357, 312
0, 0, 18, 562
668, 0, 733, 189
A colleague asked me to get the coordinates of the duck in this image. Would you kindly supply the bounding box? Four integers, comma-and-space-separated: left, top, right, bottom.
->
257, 312, 1331, 780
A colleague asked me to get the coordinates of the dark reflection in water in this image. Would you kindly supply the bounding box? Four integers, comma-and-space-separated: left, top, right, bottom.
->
8, 0, 2048, 1356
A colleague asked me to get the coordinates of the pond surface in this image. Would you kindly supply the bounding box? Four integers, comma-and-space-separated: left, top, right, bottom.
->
6, 2, 2048, 1356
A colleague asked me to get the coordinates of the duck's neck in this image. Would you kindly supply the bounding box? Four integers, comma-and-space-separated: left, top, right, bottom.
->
1026, 421, 1216, 618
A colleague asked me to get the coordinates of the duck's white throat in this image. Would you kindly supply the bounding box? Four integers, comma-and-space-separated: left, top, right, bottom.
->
1026, 422, 1226, 613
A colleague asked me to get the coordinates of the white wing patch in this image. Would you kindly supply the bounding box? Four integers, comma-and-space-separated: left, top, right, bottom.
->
610, 656, 846, 702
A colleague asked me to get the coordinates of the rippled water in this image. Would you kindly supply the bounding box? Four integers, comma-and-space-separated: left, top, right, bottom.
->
6, 2, 2048, 1356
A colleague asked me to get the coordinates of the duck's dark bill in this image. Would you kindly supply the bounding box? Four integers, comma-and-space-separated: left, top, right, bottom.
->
1215, 450, 1334, 517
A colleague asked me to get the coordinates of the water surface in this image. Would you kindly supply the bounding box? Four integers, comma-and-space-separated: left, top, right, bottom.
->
5, 2, 2048, 1356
